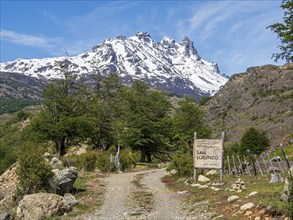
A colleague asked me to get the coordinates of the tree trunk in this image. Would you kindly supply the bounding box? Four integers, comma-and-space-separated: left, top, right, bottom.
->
146, 152, 152, 163
140, 146, 146, 162
56, 138, 66, 158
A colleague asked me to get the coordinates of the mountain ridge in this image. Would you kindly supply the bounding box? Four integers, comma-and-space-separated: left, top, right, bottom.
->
0, 32, 228, 98
204, 63, 293, 147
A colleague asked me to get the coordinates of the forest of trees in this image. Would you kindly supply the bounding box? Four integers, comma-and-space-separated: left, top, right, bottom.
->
27, 60, 211, 163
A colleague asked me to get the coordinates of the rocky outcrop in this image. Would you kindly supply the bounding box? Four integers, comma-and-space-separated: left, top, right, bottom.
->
205, 64, 293, 147
16, 193, 76, 219
0, 164, 18, 210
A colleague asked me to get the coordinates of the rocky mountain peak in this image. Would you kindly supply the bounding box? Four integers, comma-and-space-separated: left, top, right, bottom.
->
133, 32, 153, 43
161, 36, 176, 46
0, 32, 228, 98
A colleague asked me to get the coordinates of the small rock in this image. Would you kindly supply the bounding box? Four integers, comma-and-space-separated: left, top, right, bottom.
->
206, 170, 218, 176
249, 191, 258, 197
228, 195, 239, 202
177, 190, 188, 194
50, 157, 63, 170
240, 202, 255, 211
213, 188, 220, 191
198, 185, 209, 189
198, 175, 210, 183
280, 193, 288, 202
236, 178, 245, 185
213, 214, 224, 219
170, 169, 177, 175
244, 210, 252, 216
269, 174, 284, 183
191, 183, 201, 187
254, 217, 261, 220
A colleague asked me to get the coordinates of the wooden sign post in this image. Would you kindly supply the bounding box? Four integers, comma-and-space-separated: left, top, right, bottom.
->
193, 132, 224, 184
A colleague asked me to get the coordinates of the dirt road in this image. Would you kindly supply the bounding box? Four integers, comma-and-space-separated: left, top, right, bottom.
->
75, 169, 212, 220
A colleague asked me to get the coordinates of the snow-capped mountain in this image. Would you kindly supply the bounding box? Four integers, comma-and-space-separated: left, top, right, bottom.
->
0, 32, 228, 98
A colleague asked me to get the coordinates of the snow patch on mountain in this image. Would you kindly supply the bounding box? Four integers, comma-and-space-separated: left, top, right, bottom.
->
0, 32, 228, 97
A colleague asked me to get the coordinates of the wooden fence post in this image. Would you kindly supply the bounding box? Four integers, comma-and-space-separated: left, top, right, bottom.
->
227, 155, 231, 174
267, 153, 276, 175
254, 154, 263, 176
193, 132, 197, 182
282, 147, 290, 170
261, 154, 269, 174
247, 150, 257, 176
243, 155, 251, 175
237, 155, 244, 175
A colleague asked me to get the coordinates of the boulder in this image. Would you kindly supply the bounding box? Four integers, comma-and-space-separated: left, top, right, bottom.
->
51, 167, 78, 196
206, 170, 218, 176
16, 193, 74, 220
0, 164, 18, 208
0, 212, 10, 220
227, 195, 239, 202
63, 193, 78, 207
248, 191, 258, 197
269, 174, 284, 183
50, 157, 63, 170
280, 193, 289, 202
198, 175, 210, 183
240, 202, 255, 211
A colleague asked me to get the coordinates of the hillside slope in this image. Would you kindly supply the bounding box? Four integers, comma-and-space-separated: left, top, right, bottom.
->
205, 64, 293, 147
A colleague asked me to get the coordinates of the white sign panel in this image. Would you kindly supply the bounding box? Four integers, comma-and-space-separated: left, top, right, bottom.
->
193, 139, 223, 169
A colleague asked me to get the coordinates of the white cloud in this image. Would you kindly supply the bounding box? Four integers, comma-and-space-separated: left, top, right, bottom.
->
0, 29, 62, 48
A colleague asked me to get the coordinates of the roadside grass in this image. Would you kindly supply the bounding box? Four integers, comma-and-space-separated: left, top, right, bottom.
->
130, 173, 154, 214
61, 171, 106, 219
162, 173, 289, 219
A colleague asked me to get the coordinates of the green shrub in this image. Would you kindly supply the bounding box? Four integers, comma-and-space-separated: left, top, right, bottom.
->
77, 151, 98, 171
167, 151, 193, 177
96, 151, 113, 172
14, 142, 53, 203
120, 147, 137, 171
240, 127, 269, 156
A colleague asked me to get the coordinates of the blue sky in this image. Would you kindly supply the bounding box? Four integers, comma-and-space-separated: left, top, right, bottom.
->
0, 0, 285, 76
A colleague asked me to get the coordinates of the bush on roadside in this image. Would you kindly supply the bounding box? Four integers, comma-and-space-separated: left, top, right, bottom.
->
14, 142, 53, 203
96, 151, 113, 172
77, 151, 99, 171
167, 151, 193, 177
120, 147, 137, 172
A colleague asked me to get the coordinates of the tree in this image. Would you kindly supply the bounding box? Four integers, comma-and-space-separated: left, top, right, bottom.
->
86, 73, 126, 150
172, 97, 211, 152
267, 0, 293, 62
239, 127, 270, 155
121, 81, 171, 162
31, 60, 90, 157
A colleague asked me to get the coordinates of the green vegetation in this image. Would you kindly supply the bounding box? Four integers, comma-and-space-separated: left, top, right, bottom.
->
0, 113, 31, 174
27, 59, 210, 164
0, 98, 40, 115
167, 151, 193, 177
163, 174, 290, 218
14, 142, 54, 203
267, 0, 293, 63
239, 127, 270, 155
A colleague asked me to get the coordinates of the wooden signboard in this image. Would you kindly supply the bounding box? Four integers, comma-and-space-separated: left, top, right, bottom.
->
193, 132, 224, 183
